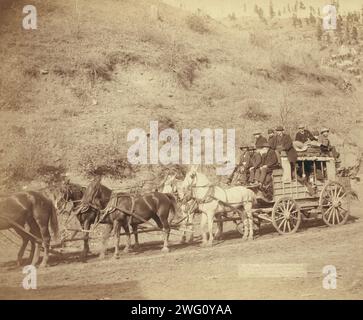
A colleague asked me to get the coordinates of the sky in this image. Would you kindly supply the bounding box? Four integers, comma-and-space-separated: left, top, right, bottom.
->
162, 0, 362, 18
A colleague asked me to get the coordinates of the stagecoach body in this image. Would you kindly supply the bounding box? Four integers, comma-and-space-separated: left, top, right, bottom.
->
252, 154, 351, 235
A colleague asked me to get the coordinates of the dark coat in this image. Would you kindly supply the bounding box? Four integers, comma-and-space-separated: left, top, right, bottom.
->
262, 149, 280, 171
255, 135, 268, 148
295, 130, 317, 143
268, 136, 277, 149
250, 151, 262, 169
275, 133, 298, 163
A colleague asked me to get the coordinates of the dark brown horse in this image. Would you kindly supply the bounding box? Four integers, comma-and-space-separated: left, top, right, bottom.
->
0, 191, 59, 267
76, 177, 177, 260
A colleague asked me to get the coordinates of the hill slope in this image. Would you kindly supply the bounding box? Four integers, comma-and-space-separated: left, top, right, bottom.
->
0, 0, 362, 190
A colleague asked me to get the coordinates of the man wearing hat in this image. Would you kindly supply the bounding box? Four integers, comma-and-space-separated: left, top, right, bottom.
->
295, 125, 317, 144
319, 128, 340, 159
248, 144, 262, 184
229, 146, 251, 184
267, 128, 276, 149
255, 142, 280, 187
253, 131, 268, 149
274, 126, 298, 177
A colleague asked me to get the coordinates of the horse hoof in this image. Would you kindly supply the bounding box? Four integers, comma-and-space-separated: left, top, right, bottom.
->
187, 237, 194, 244
123, 247, 130, 254
179, 237, 186, 244
201, 242, 208, 247
113, 254, 120, 259
214, 234, 222, 241
247, 237, 254, 241
39, 263, 49, 268
161, 247, 170, 253
133, 244, 140, 251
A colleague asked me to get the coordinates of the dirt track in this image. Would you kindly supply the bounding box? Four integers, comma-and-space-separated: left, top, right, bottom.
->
1, 187, 363, 300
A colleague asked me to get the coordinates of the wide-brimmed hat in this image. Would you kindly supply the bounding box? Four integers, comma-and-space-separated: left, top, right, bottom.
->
320, 128, 329, 134
253, 131, 261, 135
298, 124, 305, 129
267, 128, 274, 134
276, 126, 284, 132
239, 145, 249, 150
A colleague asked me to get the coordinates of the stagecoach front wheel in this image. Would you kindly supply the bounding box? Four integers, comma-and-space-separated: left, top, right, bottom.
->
319, 181, 350, 227
272, 197, 301, 235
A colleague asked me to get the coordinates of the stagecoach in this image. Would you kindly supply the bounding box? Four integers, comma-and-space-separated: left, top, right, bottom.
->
244, 153, 352, 235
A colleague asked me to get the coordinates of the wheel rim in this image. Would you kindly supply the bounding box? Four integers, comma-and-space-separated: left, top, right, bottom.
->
320, 182, 350, 226
272, 197, 301, 235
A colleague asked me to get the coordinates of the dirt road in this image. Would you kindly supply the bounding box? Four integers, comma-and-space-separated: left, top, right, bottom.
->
1, 196, 363, 300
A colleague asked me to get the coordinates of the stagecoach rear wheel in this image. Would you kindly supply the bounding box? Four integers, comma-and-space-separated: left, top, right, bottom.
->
319, 181, 350, 227
272, 197, 301, 235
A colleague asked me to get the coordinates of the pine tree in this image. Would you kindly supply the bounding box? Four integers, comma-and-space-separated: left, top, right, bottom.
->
352, 26, 358, 42
269, 0, 275, 19
316, 24, 323, 41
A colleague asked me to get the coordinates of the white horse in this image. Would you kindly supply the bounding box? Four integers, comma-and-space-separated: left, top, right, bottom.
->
179, 166, 256, 246
161, 173, 196, 243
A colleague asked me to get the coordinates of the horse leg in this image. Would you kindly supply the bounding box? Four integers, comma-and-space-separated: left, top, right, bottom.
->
131, 224, 140, 250
159, 216, 170, 253
38, 224, 51, 268
180, 208, 187, 244
99, 223, 112, 259
214, 213, 223, 240
27, 219, 41, 266
200, 213, 208, 246
239, 208, 249, 241
123, 222, 131, 253
113, 220, 121, 259
81, 220, 91, 261
188, 212, 195, 243
13, 227, 29, 267
207, 211, 215, 247
245, 202, 254, 241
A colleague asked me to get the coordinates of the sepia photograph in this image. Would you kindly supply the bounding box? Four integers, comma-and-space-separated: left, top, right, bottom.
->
0, 0, 362, 304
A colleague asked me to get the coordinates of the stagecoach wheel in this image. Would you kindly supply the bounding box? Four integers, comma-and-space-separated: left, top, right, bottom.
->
319, 181, 350, 227
272, 197, 301, 235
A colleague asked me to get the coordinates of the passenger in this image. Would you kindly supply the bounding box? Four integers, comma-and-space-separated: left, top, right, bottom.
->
248, 146, 262, 184
274, 126, 298, 178
267, 128, 276, 148
319, 128, 340, 160
229, 146, 250, 185
295, 124, 318, 144
253, 131, 268, 149
255, 142, 280, 188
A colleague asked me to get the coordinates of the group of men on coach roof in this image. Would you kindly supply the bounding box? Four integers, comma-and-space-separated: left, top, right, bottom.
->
232, 125, 340, 189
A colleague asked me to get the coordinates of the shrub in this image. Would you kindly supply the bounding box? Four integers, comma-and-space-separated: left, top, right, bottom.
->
186, 14, 210, 34
243, 100, 271, 121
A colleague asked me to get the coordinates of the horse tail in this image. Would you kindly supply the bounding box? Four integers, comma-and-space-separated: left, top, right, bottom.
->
49, 203, 60, 242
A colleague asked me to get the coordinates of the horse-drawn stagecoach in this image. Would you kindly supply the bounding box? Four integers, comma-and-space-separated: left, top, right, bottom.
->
246, 154, 351, 235
0, 151, 354, 266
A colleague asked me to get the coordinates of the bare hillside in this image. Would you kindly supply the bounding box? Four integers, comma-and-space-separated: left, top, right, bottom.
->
0, 0, 362, 189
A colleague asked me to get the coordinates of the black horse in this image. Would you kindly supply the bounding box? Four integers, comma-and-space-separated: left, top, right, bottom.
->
76, 177, 177, 260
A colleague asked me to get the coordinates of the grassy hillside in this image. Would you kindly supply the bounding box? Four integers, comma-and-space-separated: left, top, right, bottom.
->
0, 0, 362, 190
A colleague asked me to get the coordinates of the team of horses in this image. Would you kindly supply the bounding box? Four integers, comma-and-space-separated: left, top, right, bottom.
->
0, 165, 256, 267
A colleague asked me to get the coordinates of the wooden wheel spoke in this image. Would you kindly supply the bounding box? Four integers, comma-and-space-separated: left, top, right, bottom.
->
335, 208, 341, 224
282, 220, 287, 233
278, 219, 285, 230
